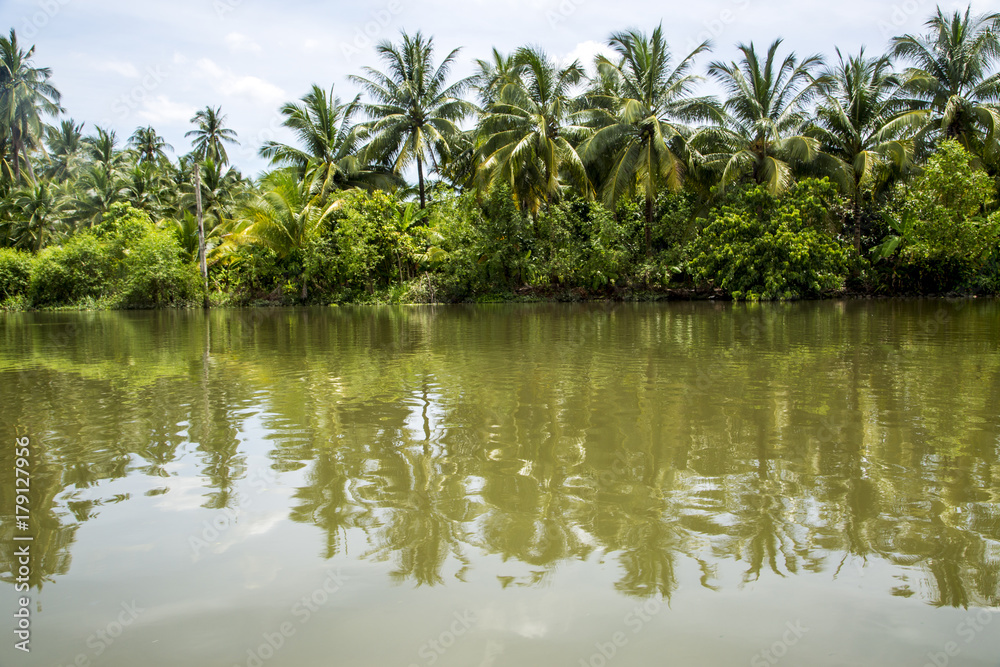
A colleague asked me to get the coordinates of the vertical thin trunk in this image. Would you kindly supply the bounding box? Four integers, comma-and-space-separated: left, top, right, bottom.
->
194, 165, 210, 309
852, 186, 862, 254
644, 192, 653, 258
645, 142, 653, 258
11, 131, 22, 182
417, 154, 426, 209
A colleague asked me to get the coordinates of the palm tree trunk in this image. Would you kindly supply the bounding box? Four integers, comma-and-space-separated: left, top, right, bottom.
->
11, 131, 21, 182
194, 165, 210, 309
644, 192, 653, 258
417, 154, 426, 209
852, 193, 862, 253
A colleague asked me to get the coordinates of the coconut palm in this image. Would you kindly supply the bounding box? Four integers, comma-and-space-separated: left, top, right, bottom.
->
472, 48, 524, 107
72, 165, 127, 228
83, 126, 126, 175
475, 46, 592, 214
177, 158, 246, 228
705, 39, 828, 194
350, 31, 475, 208
233, 168, 341, 298
185, 106, 239, 165
889, 7, 1000, 162
0, 29, 62, 183
810, 49, 913, 250
44, 119, 85, 182
123, 161, 170, 217
128, 126, 173, 165
580, 25, 721, 254
2, 179, 68, 251
259, 84, 397, 196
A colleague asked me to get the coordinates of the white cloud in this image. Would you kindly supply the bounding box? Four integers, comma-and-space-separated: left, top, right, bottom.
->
225, 32, 262, 54
137, 95, 197, 125
194, 58, 286, 106
94, 59, 139, 78
560, 40, 615, 74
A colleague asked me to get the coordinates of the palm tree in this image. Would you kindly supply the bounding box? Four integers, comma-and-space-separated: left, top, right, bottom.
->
0, 29, 62, 183
2, 179, 67, 251
190, 158, 246, 226
185, 106, 239, 165
810, 49, 913, 250
259, 84, 397, 196
233, 168, 340, 299
83, 126, 126, 175
123, 161, 170, 217
580, 26, 721, 254
44, 119, 85, 182
475, 46, 591, 214
705, 39, 828, 194
65, 128, 127, 227
889, 7, 1000, 162
128, 126, 173, 165
350, 31, 475, 208
472, 48, 523, 107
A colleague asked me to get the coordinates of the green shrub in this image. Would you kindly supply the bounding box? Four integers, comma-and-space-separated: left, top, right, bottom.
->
541, 200, 632, 289
29, 233, 112, 306
27, 203, 198, 308
115, 228, 199, 308
688, 179, 851, 300
879, 141, 1000, 292
0, 248, 34, 300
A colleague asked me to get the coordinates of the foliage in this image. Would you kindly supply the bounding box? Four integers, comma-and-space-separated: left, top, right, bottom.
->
0, 246, 33, 299
689, 179, 852, 300
29, 203, 196, 307
29, 231, 111, 305
878, 140, 1000, 290
4, 10, 1000, 308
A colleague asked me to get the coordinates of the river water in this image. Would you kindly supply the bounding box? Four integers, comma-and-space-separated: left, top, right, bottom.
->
1, 301, 998, 666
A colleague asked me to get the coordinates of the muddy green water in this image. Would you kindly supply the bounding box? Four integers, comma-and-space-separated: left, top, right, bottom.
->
1, 302, 999, 667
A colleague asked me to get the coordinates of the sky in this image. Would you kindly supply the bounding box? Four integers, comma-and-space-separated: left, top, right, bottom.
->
0, 0, 992, 178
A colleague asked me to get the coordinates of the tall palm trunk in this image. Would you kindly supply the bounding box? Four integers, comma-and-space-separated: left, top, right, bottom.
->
644, 141, 653, 257
644, 192, 654, 257
417, 154, 426, 209
852, 184, 862, 253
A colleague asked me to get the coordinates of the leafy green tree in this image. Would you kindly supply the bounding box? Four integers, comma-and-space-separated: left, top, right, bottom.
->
889, 7, 1000, 162
879, 140, 1000, 290
186, 106, 239, 165
689, 179, 851, 300
3, 179, 68, 251
44, 119, 85, 182
471, 48, 522, 107
233, 168, 341, 298
122, 161, 170, 218
810, 49, 913, 250
351, 31, 475, 208
128, 126, 173, 165
705, 39, 828, 194
476, 46, 591, 214
0, 29, 62, 182
259, 84, 396, 195
581, 26, 720, 254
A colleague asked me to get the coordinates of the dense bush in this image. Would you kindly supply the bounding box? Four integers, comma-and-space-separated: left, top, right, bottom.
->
876, 141, 1000, 292
29, 204, 198, 308
29, 233, 112, 306
115, 229, 200, 308
688, 179, 852, 300
0, 248, 34, 300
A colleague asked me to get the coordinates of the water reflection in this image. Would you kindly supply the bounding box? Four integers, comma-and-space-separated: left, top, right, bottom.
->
1, 302, 998, 610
